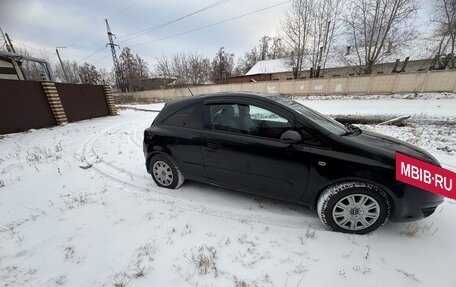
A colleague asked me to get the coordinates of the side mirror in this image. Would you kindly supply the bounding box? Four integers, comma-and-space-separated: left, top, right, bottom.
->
280, 130, 301, 144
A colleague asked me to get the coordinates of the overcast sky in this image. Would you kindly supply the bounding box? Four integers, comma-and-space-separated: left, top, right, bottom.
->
0, 0, 438, 73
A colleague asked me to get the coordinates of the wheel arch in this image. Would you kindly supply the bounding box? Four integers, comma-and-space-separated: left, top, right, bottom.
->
310, 177, 396, 218
146, 148, 174, 173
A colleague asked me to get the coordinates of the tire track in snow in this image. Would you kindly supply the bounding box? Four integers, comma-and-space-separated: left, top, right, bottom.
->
77, 121, 321, 229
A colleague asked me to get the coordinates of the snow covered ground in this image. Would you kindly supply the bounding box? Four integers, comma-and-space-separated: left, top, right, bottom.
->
296, 93, 456, 122
1, 94, 455, 287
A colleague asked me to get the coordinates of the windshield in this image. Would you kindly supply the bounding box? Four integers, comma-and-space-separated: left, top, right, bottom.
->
270, 96, 348, 136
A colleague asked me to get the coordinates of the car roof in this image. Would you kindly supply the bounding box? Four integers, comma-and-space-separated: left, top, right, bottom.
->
155, 92, 280, 123
167, 92, 275, 105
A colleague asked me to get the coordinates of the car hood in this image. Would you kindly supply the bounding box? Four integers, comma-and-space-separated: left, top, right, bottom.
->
344, 130, 440, 166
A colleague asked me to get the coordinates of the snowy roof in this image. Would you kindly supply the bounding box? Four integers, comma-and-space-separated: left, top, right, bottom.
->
246, 58, 293, 75
245, 38, 440, 75
325, 37, 440, 69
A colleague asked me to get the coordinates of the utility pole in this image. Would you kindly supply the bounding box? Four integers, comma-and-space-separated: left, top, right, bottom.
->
56, 46, 69, 82
1, 28, 27, 80
5, 33, 16, 53
0, 27, 13, 52
105, 19, 124, 92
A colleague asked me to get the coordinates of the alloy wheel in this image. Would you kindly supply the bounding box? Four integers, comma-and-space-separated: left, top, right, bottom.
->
152, 160, 174, 186
332, 194, 381, 231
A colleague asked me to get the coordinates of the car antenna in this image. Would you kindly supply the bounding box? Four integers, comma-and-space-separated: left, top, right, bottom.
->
187, 87, 194, 96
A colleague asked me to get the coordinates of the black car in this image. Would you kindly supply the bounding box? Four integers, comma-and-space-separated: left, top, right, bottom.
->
143, 92, 444, 234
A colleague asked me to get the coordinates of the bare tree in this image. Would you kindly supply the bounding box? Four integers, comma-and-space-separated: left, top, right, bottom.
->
269, 37, 289, 59
279, 0, 315, 79
212, 47, 234, 82
434, 0, 456, 68
119, 47, 150, 91
155, 55, 173, 79
136, 55, 149, 83
21, 60, 45, 81
308, 0, 343, 77
155, 52, 211, 86
234, 47, 260, 76
98, 68, 114, 85
258, 36, 271, 60
171, 53, 187, 85
234, 36, 289, 76
79, 62, 101, 84
14, 47, 52, 81
343, 0, 418, 74
187, 53, 211, 85
54, 60, 80, 83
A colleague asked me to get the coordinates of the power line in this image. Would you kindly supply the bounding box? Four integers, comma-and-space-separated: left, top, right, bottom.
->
128, 0, 291, 48
66, 21, 105, 48
76, 0, 230, 64
91, 54, 111, 65
116, 0, 230, 44
107, 0, 144, 20
67, 0, 144, 48
78, 46, 107, 63
9, 40, 51, 55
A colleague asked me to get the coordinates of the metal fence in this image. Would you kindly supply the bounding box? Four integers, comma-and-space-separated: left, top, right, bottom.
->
55, 83, 109, 122
0, 79, 114, 135
0, 79, 56, 134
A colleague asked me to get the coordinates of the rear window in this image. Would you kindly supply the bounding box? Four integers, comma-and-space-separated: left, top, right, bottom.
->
162, 103, 203, 129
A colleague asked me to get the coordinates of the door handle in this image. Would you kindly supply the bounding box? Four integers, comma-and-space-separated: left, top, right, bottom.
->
207, 142, 222, 150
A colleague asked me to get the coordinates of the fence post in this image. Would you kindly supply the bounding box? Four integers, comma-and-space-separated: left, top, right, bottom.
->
367, 75, 374, 95
41, 82, 68, 125
325, 78, 330, 96
452, 73, 456, 93
392, 73, 400, 94
291, 79, 295, 96
421, 71, 431, 93
103, 85, 118, 116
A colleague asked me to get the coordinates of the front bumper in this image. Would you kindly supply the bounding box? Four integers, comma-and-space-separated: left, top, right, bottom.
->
388, 183, 444, 222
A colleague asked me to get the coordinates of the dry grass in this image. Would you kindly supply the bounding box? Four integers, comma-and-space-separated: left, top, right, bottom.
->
186, 245, 218, 276
401, 224, 421, 238
112, 271, 130, 287
401, 222, 439, 238
299, 226, 317, 244
64, 246, 75, 260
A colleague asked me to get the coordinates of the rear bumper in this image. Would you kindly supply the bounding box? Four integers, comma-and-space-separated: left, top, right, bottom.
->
388, 184, 444, 222
143, 141, 151, 174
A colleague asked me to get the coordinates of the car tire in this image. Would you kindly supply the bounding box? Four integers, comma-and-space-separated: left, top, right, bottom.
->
149, 154, 185, 189
317, 182, 391, 234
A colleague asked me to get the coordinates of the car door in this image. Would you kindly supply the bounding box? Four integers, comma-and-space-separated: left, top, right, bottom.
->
200, 98, 311, 201
156, 102, 206, 181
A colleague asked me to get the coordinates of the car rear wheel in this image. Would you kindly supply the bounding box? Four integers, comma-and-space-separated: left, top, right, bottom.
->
317, 182, 391, 234
149, 154, 184, 189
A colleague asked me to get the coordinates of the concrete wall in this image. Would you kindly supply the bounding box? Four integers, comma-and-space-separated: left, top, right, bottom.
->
128, 70, 456, 100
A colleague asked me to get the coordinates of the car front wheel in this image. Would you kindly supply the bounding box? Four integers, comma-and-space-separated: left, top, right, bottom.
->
149, 154, 185, 189
317, 182, 391, 234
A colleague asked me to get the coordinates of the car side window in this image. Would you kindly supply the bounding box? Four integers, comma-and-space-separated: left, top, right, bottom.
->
249, 106, 289, 123
208, 103, 292, 140
162, 103, 202, 129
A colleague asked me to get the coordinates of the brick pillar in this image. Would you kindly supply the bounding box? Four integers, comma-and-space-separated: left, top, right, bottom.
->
41, 82, 68, 125
103, 85, 118, 116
